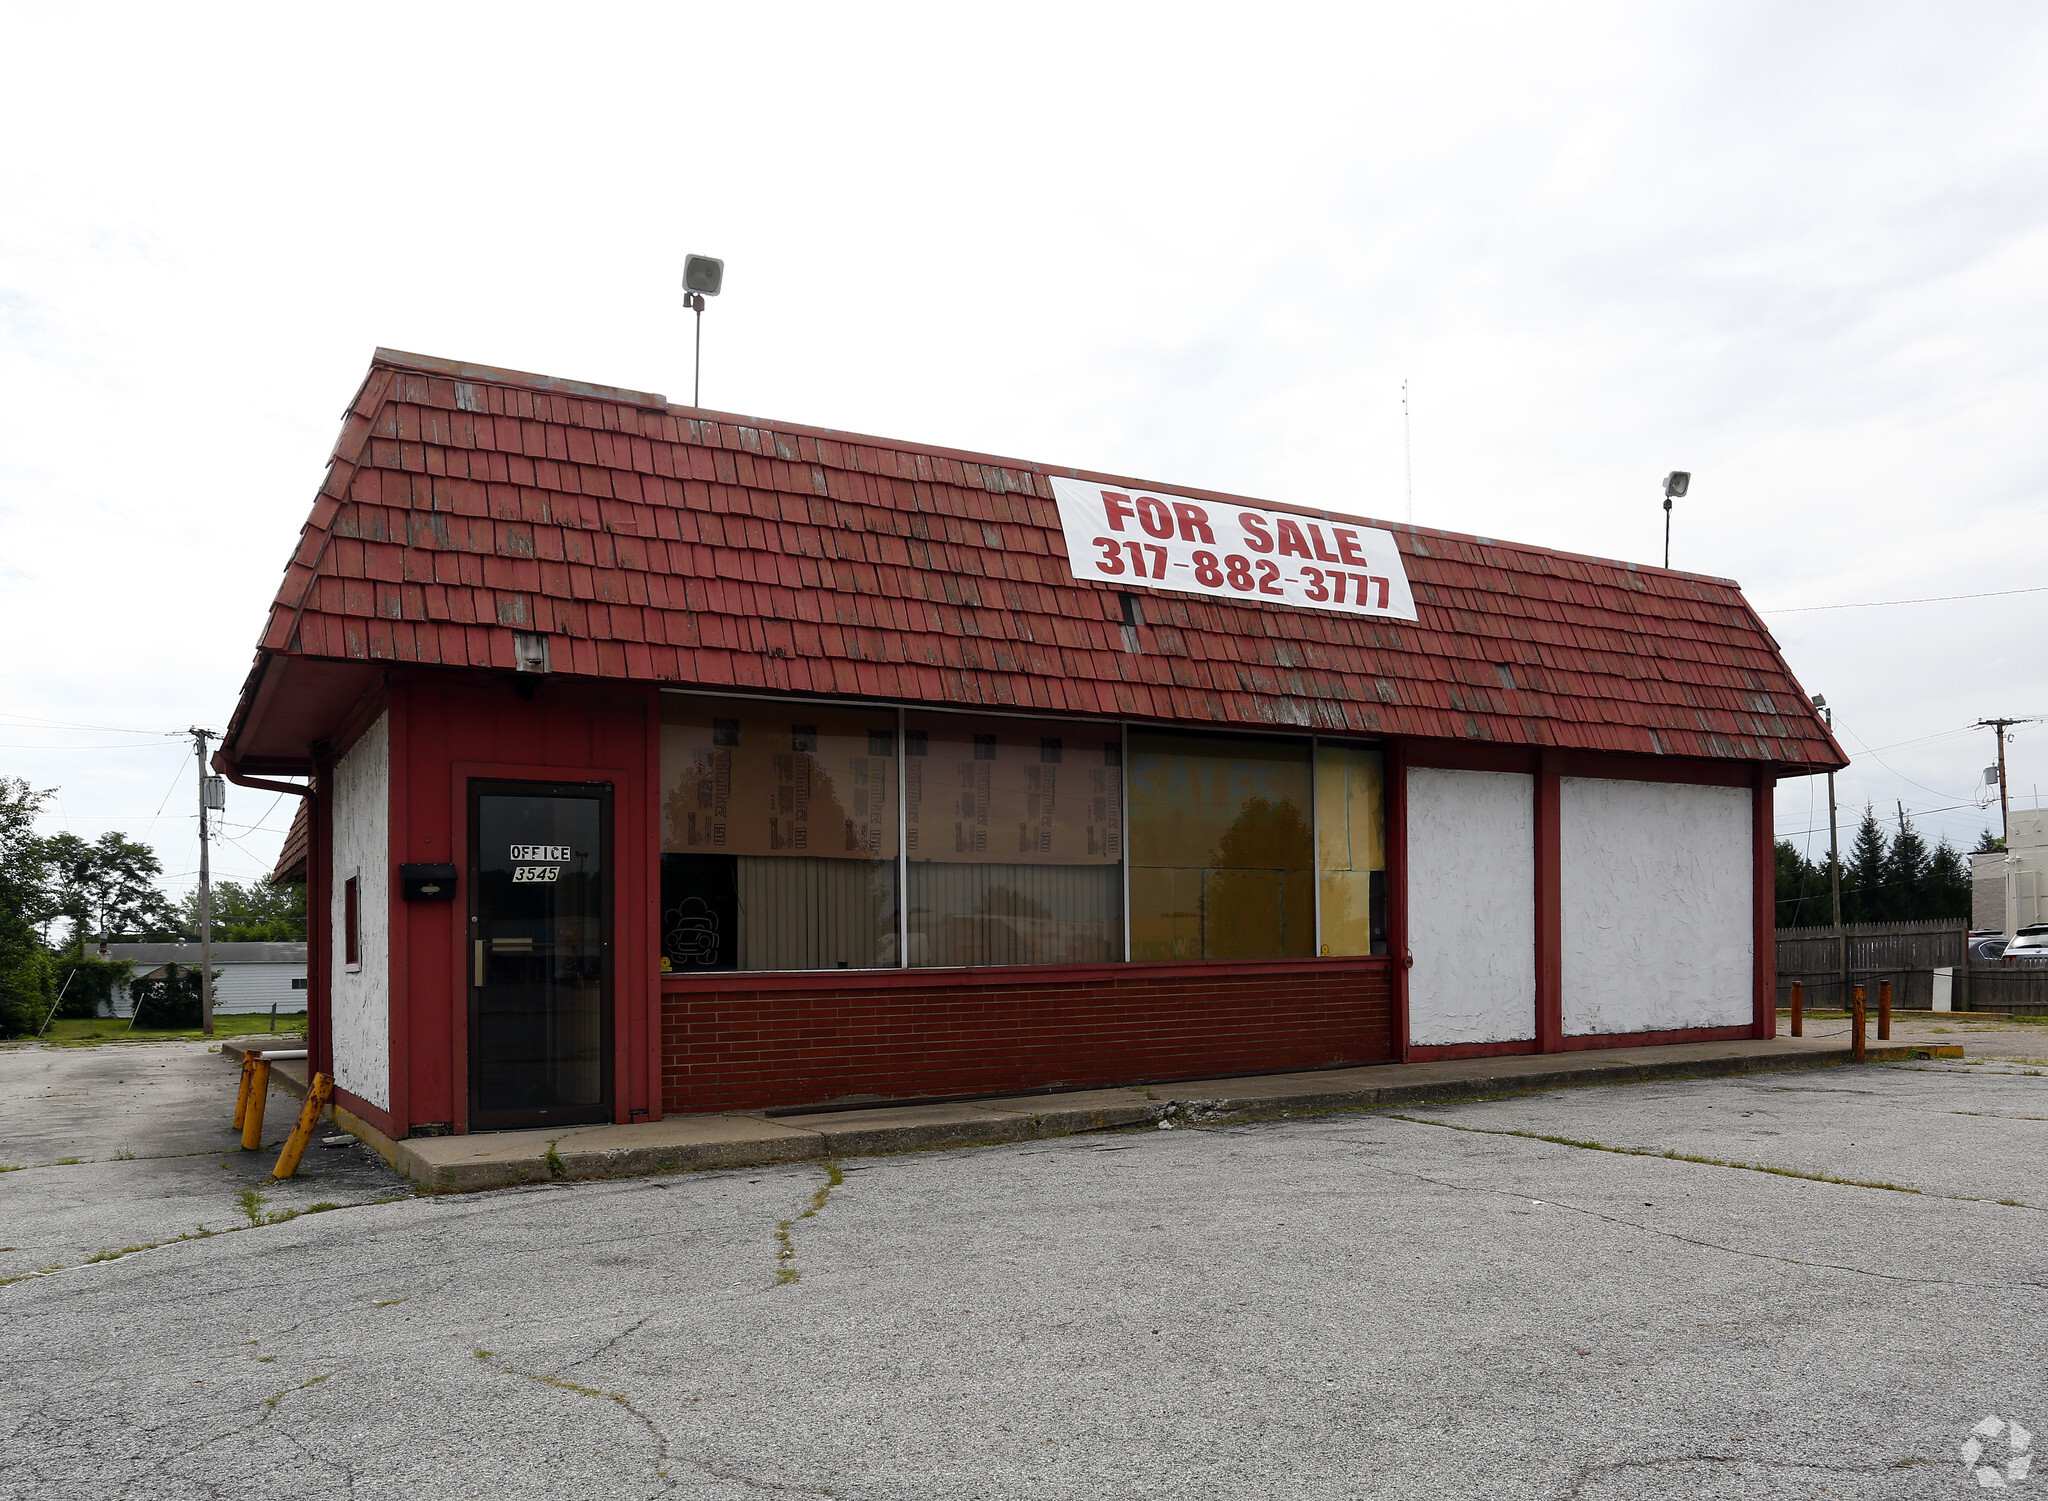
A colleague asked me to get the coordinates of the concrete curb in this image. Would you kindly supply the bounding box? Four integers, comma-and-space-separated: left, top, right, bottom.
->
220, 1037, 1963, 1194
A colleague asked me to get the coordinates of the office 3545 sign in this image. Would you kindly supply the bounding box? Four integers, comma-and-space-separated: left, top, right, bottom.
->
1050, 477, 1417, 621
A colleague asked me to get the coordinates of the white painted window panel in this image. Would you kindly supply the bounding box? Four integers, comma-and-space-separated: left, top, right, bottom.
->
329, 713, 391, 1110
1406, 768, 1536, 1045
1560, 778, 1751, 1036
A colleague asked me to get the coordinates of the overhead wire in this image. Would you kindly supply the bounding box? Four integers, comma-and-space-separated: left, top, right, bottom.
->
1758, 584, 2048, 613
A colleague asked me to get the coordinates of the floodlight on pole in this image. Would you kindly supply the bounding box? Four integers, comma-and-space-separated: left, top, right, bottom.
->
682, 254, 724, 408
1661, 470, 1690, 569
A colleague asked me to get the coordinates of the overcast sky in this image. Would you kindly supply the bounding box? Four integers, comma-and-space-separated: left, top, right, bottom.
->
3, 1, 2044, 900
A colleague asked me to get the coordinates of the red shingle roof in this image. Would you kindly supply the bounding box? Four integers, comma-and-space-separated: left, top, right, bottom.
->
234, 348, 1842, 770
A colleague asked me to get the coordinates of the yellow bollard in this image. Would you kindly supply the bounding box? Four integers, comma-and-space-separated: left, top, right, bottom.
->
1852, 984, 1867, 1065
241, 1059, 272, 1150
232, 1053, 257, 1130
272, 1073, 335, 1180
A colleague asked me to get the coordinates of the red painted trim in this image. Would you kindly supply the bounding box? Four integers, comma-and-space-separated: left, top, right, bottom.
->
1752, 767, 1776, 1040
1385, 738, 1412, 1060
1407, 1038, 1539, 1063
1533, 752, 1563, 1052
661, 954, 1392, 996
333, 1083, 400, 1140
1556, 1023, 1754, 1051
641, 683, 663, 1122
385, 691, 411, 1137
1405, 740, 1537, 775
450, 755, 642, 1133
307, 759, 333, 1081
1545, 751, 1754, 788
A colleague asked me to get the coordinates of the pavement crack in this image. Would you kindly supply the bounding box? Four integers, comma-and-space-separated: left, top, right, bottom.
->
560, 1314, 653, 1374
483, 1355, 833, 1495
772, 1161, 843, 1287
1558, 1452, 1927, 1498
1360, 1119, 2048, 1293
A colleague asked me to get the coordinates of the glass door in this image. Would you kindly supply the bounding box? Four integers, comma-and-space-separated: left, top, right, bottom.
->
468, 782, 612, 1130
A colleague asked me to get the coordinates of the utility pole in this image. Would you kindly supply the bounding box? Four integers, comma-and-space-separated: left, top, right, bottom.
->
191, 728, 221, 1037
1815, 696, 1845, 1006
1976, 718, 2026, 847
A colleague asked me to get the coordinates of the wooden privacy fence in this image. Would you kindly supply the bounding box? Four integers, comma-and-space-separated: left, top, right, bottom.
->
1774, 921, 2048, 1013
1776, 922, 1968, 978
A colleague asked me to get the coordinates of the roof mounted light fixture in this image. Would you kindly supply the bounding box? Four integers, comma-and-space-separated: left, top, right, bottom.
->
682, 253, 724, 408
1661, 470, 1691, 568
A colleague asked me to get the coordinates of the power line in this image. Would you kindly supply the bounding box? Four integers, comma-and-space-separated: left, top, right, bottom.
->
1758, 584, 2048, 614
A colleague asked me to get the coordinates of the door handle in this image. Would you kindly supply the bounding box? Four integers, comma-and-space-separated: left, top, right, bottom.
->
474, 939, 486, 987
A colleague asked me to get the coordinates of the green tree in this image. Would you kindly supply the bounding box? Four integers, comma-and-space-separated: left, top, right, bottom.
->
44, 830, 181, 947
1774, 840, 1834, 929
1974, 829, 2006, 854
0, 778, 55, 1036
178, 879, 306, 942
1843, 804, 1890, 924
1885, 813, 1930, 921
1925, 838, 1972, 922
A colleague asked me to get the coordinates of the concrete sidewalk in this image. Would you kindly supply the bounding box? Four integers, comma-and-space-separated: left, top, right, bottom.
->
222, 1032, 1963, 1193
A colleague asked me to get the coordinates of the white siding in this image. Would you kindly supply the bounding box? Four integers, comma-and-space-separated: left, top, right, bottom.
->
209, 962, 308, 1015
1406, 768, 1536, 1046
329, 713, 391, 1110
1561, 777, 1751, 1036
109, 961, 307, 1016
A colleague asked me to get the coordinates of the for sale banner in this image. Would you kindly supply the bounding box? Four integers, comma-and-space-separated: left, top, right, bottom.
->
1049, 476, 1418, 621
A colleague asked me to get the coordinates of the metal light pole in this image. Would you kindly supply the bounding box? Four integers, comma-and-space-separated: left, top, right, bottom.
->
682, 253, 725, 407
1661, 470, 1690, 569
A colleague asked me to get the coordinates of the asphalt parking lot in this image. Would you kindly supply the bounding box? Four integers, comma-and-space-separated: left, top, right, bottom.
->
2, 1027, 2044, 1500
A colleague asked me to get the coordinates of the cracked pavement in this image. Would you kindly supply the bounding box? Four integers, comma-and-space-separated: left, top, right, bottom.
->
2, 1037, 2045, 1498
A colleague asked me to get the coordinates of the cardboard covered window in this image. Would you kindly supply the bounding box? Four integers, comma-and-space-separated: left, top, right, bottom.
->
903, 713, 1123, 967
1126, 731, 1315, 961
1315, 742, 1387, 955
659, 696, 899, 972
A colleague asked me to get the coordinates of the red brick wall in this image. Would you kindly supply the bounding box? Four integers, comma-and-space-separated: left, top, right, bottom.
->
661, 958, 1394, 1113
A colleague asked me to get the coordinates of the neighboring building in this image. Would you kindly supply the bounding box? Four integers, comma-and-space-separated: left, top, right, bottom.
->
219, 348, 1844, 1140
96, 942, 308, 1017
1972, 808, 2048, 933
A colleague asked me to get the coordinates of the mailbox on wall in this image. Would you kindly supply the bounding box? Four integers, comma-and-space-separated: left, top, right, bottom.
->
400, 863, 458, 901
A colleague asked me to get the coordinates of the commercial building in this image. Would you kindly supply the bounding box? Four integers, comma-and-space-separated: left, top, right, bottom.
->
222, 349, 1843, 1140
1973, 808, 2048, 933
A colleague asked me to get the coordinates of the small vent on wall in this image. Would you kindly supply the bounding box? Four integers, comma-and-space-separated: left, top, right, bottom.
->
512, 632, 551, 674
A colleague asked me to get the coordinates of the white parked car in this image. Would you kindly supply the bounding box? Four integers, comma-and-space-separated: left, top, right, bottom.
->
2003, 927, 2048, 966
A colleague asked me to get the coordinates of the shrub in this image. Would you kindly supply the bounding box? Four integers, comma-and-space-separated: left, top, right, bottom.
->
127, 964, 208, 1030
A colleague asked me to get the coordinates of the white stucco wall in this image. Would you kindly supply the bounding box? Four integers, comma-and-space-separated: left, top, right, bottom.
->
329, 712, 391, 1110
1560, 777, 1752, 1036
1406, 768, 1536, 1045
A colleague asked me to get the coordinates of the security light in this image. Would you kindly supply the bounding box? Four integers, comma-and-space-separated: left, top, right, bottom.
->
683, 254, 724, 297
1663, 471, 1690, 499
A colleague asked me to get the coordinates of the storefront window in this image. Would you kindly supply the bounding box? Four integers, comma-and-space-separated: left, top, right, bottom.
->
903, 714, 1123, 966
1127, 730, 1314, 961
1316, 741, 1387, 955
659, 696, 899, 971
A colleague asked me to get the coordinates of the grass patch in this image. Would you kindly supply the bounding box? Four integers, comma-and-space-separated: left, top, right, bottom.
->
544, 1143, 566, 1179
38, 1014, 309, 1046
772, 1160, 844, 1287
238, 1187, 271, 1227
263, 1373, 328, 1410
